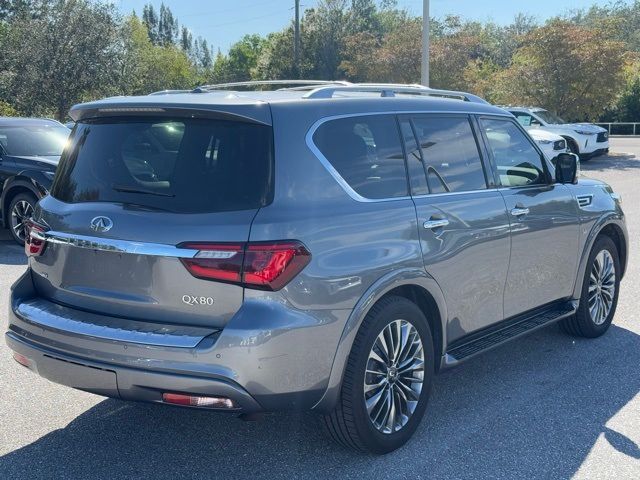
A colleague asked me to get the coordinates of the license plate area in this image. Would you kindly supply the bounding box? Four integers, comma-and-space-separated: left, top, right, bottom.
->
38, 355, 119, 398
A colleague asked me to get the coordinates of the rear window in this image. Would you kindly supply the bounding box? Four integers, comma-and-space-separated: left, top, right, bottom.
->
51, 118, 273, 213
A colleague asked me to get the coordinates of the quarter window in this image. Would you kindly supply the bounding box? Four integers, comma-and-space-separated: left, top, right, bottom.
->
312, 115, 408, 199
480, 118, 547, 187
410, 115, 487, 194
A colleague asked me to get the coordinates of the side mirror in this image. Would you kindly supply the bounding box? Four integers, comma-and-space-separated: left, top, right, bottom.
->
555, 153, 579, 184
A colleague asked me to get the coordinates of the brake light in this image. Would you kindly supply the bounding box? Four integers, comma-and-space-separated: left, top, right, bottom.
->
25, 222, 46, 257
180, 241, 311, 291
181, 244, 244, 283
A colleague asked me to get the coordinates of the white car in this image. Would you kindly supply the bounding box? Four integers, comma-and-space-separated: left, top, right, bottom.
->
507, 107, 609, 159
527, 128, 569, 162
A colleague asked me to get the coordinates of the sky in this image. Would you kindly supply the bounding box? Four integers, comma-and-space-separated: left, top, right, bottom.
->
116, 0, 607, 52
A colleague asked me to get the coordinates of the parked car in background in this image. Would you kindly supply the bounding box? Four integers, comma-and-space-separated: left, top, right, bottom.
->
506, 107, 608, 160
527, 128, 569, 162
0, 117, 70, 244
6, 82, 627, 454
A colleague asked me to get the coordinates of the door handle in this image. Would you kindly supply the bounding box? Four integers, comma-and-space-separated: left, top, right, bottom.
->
510, 207, 530, 217
423, 218, 449, 230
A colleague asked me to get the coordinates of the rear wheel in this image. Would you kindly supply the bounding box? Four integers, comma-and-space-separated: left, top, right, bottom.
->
323, 296, 434, 454
8, 192, 37, 246
561, 236, 620, 337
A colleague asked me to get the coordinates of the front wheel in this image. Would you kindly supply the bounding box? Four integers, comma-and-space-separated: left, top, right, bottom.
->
561, 236, 620, 337
8, 192, 37, 246
323, 296, 434, 454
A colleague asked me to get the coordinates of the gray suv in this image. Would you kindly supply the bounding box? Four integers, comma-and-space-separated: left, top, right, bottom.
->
6, 81, 628, 454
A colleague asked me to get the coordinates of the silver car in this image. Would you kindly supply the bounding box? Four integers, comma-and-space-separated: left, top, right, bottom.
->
6, 81, 628, 454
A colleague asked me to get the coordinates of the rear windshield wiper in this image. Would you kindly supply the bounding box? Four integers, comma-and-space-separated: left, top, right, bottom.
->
112, 184, 175, 197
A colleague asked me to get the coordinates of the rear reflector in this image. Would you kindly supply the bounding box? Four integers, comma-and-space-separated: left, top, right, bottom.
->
180, 241, 311, 291
25, 222, 46, 257
162, 393, 236, 409
13, 352, 33, 369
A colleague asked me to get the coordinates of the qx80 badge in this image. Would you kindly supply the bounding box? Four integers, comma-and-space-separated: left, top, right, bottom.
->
182, 295, 215, 306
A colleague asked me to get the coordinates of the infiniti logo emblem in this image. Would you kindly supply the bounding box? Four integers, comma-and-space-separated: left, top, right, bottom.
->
90, 216, 113, 233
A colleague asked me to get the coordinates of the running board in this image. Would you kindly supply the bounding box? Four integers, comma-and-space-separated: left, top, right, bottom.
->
444, 301, 577, 367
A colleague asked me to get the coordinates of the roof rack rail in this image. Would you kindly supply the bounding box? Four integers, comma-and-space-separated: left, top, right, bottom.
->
302, 83, 489, 104
193, 80, 351, 93
148, 89, 193, 96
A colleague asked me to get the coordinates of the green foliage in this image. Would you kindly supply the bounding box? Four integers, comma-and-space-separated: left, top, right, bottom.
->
0, 100, 18, 116
494, 20, 628, 120
0, 0, 638, 121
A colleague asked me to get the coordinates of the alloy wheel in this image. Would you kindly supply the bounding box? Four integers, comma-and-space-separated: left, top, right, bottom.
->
588, 249, 616, 326
364, 319, 425, 434
10, 199, 34, 242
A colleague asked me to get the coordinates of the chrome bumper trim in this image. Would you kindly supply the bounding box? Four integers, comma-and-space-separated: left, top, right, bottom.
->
15, 298, 216, 348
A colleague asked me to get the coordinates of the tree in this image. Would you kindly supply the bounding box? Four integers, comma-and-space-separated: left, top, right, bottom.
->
118, 14, 197, 95
180, 26, 192, 53
141, 3, 158, 44
0, 100, 18, 116
1, 0, 120, 119
377, 17, 421, 83
158, 3, 177, 46
494, 21, 628, 120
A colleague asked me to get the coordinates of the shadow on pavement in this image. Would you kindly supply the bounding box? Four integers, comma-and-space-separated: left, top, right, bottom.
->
582, 151, 640, 171
1, 324, 638, 479
0, 242, 27, 266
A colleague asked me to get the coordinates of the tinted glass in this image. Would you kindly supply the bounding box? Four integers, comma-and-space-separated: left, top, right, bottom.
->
512, 112, 535, 127
313, 115, 408, 199
0, 125, 69, 156
534, 110, 566, 124
52, 118, 273, 213
411, 116, 486, 193
480, 118, 546, 187
399, 120, 428, 196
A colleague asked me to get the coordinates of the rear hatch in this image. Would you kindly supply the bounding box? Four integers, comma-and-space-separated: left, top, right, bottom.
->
29, 113, 274, 328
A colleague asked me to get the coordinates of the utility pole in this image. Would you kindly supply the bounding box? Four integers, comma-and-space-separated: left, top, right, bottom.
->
294, 0, 300, 77
421, 0, 430, 87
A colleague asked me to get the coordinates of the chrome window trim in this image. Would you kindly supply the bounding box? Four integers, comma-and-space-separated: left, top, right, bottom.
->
305, 110, 511, 203
34, 230, 199, 258
411, 188, 500, 199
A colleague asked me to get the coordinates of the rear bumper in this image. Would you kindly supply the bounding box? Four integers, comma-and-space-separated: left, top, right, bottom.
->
6, 269, 349, 413
6, 330, 263, 412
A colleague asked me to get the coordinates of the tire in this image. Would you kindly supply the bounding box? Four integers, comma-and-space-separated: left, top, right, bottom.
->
561, 235, 620, 338
8, 192, 37, 246
564, 137, 589, 162
323, 296, 435, 454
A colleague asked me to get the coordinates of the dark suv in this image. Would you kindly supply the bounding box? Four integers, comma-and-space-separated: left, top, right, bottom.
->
6, 82, 627, 454
0, 117, 70, 244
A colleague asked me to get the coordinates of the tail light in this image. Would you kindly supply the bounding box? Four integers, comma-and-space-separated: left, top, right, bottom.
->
180, 241, 311, 291
25, 222, 47, 257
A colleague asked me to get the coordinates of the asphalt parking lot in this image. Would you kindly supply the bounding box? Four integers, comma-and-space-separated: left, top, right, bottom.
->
0, 139, 639, 479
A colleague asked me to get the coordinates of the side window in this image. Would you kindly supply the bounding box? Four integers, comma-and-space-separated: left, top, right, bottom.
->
399, 120, 428, 196
312, 115, 408, 199
411, 115, 487, 193
480, 118, 547, 188
512, 112, 540, 127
